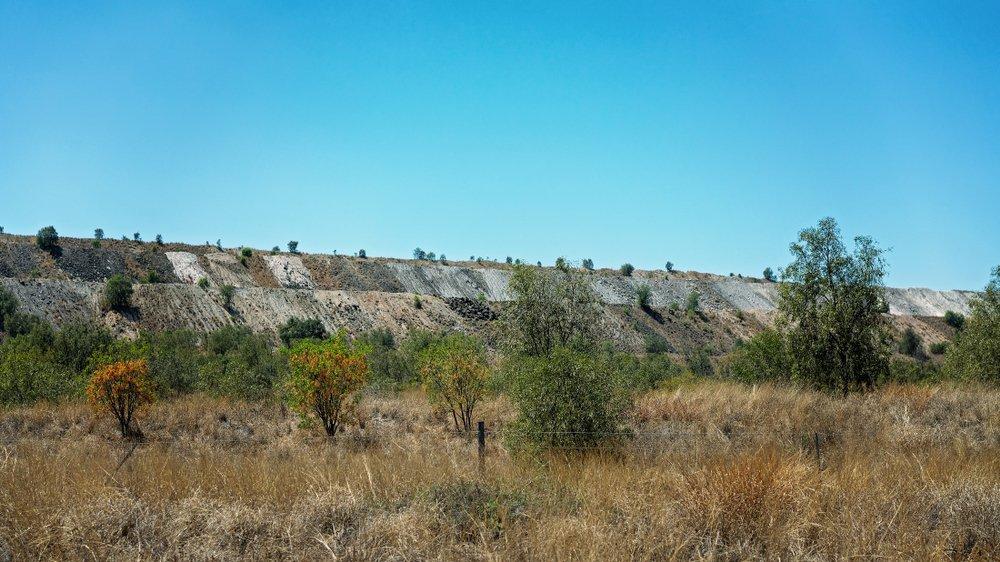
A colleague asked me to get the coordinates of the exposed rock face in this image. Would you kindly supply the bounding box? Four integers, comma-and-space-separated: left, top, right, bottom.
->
0, 235, 977, 352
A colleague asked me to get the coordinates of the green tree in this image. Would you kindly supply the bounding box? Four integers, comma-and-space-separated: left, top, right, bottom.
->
944, 266, 1000, 382
418, 333, 490, 431
287, 240, 299, 254
620, 263, 635, 277
898, 327, 925, 360
155, 234, 163, 245
220, 284, 235, 310
498, 264, 599, 356
582, 258, 594, 271
665, 261, 674, 272
200, 326, 285, 400
51, 321, 113, 376
763, 267, 776, 282
778, 217, 889, 393
286, 332, 369, 436
36, 226, 59, 253
103, 274, 134, 312
94, 228, 104, 240
413, 247, 426, 260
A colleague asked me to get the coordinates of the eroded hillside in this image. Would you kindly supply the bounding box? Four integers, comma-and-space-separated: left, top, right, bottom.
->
0, 234, 972, 355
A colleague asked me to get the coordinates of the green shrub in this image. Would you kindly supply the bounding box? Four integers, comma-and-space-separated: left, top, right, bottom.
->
155, 234, 163, 245
620, 263, 634, 277
763, 267, 776, 282
94, 228, 104, 240
413, 294, 423, 309
413, 247, 426, 260
103, 274, 133, 312
897, 327, 925, 359
0, 286, 17, 333
499, 265, 599, 356
503, 347, 632, 449
582, 258, 594, 271
220, 284, 235, 309
133, 232, 142, 243
643, 332, 672, 354
0, 337, 74, 405
199, 326, 285, 400
887, 357, 940, 384
144, 270, 161, 284
722, 328, 789, 384
358, 249, 366, 258
142, 329, 202, 395
241, 247, 252, 258
944, 310, 965, 330
930, 341, 948, 355
632, 352, 684, 391
197, 277, 210, 289
287, 241, 299, 254
36, 226, 59, 252
944, 266, 1000, 382
278, 317, 327, 347
685, 290, 700, 315
665, 261, 674, 272
636, 284, 651, 308
51, 321, 113, 376
272, 246, 280, 254
685, 345, 714, 376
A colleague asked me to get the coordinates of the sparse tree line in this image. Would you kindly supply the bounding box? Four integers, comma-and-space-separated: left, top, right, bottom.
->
1, 218, 998, 446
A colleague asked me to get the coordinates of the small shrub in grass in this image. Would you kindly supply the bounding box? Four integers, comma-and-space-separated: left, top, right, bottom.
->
102, 274, 133, 312
418, 333, 490, 431
87, 359, 154, 439
197, 277, 210, 289
930, 341, 948, 355
413, 294, 423, 309
686, 290, 700, 315
898, 327, 925, 359
620, 263, 634, 277
685, 345, 714, 376
644, 332, 672, 354
286, 333, 369, 437
143, 270, 161, 284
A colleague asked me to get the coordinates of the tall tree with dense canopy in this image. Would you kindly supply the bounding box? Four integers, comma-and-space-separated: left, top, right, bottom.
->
778, 217, 890, 394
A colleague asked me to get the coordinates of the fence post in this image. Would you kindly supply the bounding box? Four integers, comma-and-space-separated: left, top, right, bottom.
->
477, 421, 486, 472
814, 432, 822, 470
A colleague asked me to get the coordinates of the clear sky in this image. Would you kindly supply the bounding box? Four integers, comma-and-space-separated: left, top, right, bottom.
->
1, 2, 998, 290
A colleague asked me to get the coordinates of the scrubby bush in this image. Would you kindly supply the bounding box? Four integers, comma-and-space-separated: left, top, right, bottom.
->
722, 328, 789, 384
199, 326, 284, 400
427, 252, 436, 260
930, 341, 948, 355
686, 290, 700, 315
155, 234, 163, 245
636, 284, 651, 309
286, 333, 369, 436
413, 294, 423, 309
94, 228, 104, 240
220, 284, 235, 309
0, 286, 17, 333
620, 263, 634, 277
506, 256, 513, 264
944, 266, 1000, 382
555, 257, 568, 271
504, 347, 632, 449
271, 246, 280, 254
133, 232, 142, 243
197, 277, 210, 289
944, 310, 965, 331
898, 327, 925, 359
102, 274, 133, 312
763, 267, 776, 282
419, 333, 490, 431
278, 317, 327, 347
582, 258, 594, 271
87, 359, 153, 439
144, 270, 161, 284
358, 249, 366, 258
36, 226, 59, 252
287, 240, 299, 254
887, 357, 940, 384
0, 337, 74, 405
685, 345, 715, 376
51, 321, 113, 376
643, 332, 672, 354
665, 261, 674, 272
413, 247, 426, 260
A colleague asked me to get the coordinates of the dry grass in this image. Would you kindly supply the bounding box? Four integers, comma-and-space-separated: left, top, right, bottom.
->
0, 383, 997, 560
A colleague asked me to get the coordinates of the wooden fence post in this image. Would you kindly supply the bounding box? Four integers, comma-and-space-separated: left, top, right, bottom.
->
477, 421, 486, 472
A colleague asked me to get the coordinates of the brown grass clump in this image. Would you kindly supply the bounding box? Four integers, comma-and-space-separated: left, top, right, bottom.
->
0, 382, 997, 560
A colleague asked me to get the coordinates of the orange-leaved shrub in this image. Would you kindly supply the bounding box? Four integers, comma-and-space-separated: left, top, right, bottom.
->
286, 332, 369, 437
418, 332, 489, 431
87, 359, 154, 439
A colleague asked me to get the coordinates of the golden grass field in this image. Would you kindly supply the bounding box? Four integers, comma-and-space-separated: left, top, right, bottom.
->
1, 382, 997, 560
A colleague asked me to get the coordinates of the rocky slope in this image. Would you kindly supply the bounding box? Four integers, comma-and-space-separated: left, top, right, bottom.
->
0, 234, 973, 354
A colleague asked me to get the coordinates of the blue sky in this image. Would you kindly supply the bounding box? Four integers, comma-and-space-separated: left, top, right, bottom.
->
1, 1, 998, 290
